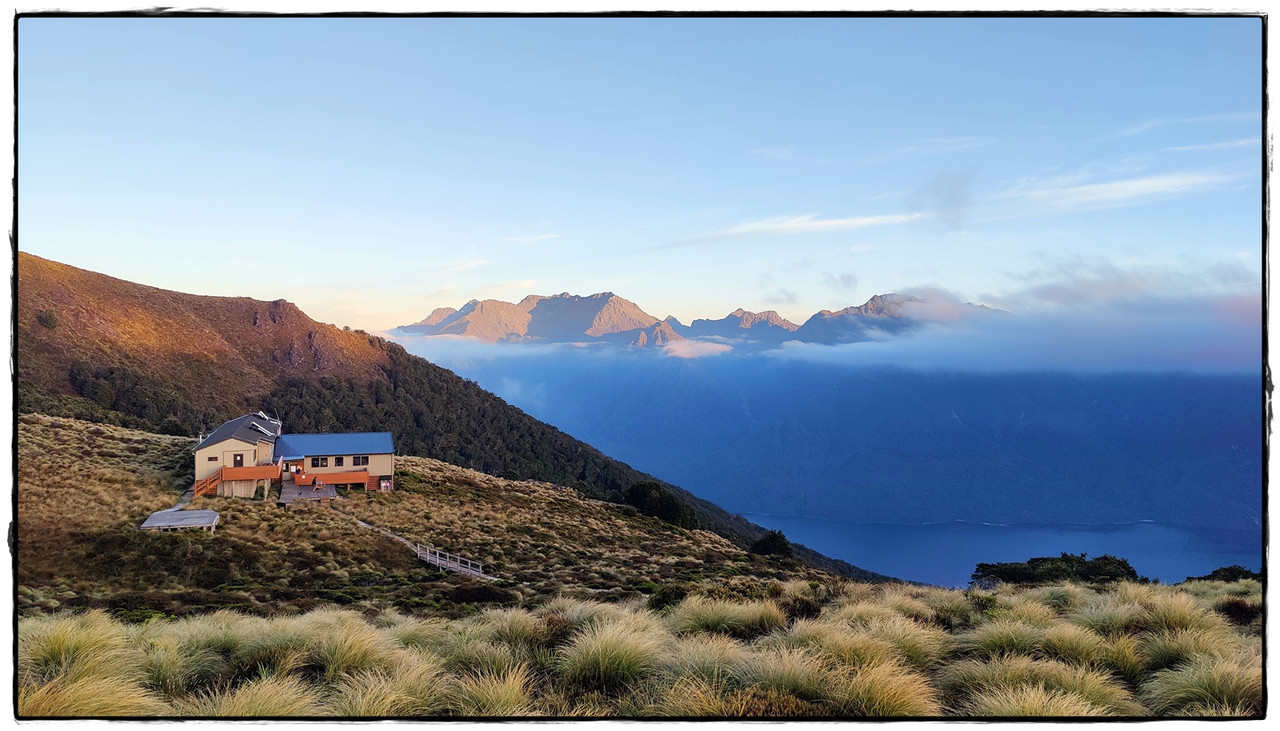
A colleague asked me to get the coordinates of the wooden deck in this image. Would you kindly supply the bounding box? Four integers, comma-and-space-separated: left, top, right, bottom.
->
140, 508, 219, 532
278, 477, 338, 505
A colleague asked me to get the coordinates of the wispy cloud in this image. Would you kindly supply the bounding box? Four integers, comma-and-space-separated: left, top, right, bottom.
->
681, 212, 925, 244
1003, 171, 1233, 213
823, 272, 858, 291
501, 233, 561, 244
1112, 111, 1260, 137
763, 288, 798, 305
438, 258, 493, 275
1166, 137, 1261, 153
993, 257, 1259, 311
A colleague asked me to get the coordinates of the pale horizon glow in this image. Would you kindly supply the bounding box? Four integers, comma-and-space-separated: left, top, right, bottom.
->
16, 16, 1263, 334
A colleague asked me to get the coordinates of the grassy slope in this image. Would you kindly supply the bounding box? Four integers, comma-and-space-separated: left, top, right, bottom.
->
16, 252, 888, 581
16, 414, 834, 619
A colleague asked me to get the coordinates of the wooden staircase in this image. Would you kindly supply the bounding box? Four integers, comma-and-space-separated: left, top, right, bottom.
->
193, 468, 223, 498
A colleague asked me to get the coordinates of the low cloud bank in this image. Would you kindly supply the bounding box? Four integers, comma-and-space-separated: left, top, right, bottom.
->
391, 291, 1260, 374
773, 292, 1261, 373
663, 341, 734, 359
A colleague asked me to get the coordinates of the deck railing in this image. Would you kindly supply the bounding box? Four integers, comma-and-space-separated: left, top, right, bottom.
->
193, 468, 222, 499
414, 543, 490, 579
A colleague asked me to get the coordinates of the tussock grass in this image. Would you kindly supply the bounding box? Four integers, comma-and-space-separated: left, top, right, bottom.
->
18, 675, 172, 717
759, 618, 900, 669
177, 675, 322, 716
827, 662, 941, 716
734, 647, 834, 702
956, 619, 1044, 658
826, 600, 904, 628
325, 651, 451, 716
1140, 592, 1233, 635
454, 665, 535, 716
1139, 652, 1262, 716
665, 596, 786, 639
855, 615, 951, 672
1139, 627, 1237, 672
662, 633, 752, 682
938, 656, 1143, 715
877, 585, 935, 623
990, 596, 1061, 627
960, 685, 1114, 717
18, 609, 144, 686
14, 577, 1260, 718
1066, 599, 1146, 638
1035, 584, 1091, 613
1040, 623, 1108, 666
558, 616, 671, 693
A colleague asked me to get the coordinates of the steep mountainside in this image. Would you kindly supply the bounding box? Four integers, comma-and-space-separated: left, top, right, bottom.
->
15, 253, 884, 579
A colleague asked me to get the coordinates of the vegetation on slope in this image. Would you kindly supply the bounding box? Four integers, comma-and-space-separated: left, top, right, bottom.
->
16, 415, 838, 620
17, 578, 1262, 718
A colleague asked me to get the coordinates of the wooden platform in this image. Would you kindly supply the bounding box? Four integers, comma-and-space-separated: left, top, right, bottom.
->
140, 509, 219, 532
279, 478, 338, 505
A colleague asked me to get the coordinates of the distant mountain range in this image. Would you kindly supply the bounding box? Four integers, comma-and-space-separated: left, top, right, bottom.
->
395, 292, 1001, 346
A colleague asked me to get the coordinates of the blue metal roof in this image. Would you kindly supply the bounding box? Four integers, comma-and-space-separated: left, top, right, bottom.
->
275, 432, 394, 460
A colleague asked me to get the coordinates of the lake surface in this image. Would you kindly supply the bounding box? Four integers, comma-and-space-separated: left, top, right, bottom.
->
740, 514, 1263, 587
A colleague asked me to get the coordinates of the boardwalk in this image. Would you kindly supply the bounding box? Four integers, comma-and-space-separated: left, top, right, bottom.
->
414, 543, 494, 581
338, 511, 499, 581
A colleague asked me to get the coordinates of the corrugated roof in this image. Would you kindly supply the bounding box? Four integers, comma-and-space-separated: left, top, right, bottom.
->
195, 413, 282, 451
275, 432, 394, 458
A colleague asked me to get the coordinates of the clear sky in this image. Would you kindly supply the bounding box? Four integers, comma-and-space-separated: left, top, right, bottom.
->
17, 15, 1263, 332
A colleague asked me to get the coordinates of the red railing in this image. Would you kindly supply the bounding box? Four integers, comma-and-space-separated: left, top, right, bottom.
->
193, 467, 223, 499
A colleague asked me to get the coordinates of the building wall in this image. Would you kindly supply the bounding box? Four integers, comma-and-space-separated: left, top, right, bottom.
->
195, 438, 256, 481
305, 453, 394, 478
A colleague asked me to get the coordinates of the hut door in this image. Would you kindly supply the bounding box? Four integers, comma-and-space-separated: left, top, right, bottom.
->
233, 454, 244, 468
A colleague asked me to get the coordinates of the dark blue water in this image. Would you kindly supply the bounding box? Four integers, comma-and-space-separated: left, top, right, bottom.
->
741, 514, 1263, 587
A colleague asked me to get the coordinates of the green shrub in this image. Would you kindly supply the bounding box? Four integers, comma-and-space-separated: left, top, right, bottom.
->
749, 530, 793, 558
36, 309, 58, 329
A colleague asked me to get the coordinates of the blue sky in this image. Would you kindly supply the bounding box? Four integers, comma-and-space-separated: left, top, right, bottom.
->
18, 16, 1263, 332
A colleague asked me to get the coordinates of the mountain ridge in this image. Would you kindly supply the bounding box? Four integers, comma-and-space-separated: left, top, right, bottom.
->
397, 291, 1002, 346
